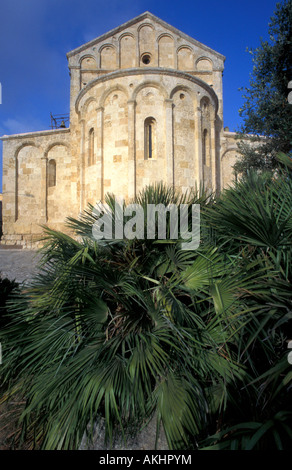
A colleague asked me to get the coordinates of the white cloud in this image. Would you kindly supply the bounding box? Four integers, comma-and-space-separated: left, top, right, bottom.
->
1, 117, 47, 136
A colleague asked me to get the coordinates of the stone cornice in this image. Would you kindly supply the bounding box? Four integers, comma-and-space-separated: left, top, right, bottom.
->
1, 128, 70, 141
75, 67, 219, 114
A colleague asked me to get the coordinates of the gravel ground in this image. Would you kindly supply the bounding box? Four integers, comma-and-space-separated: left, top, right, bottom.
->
0, 249, 42, 284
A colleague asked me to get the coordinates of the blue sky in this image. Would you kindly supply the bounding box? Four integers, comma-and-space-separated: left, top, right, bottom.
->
0, 0, 279, 191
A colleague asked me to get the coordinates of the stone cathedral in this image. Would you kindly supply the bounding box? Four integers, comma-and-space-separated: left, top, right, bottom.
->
1, 12, 239, 247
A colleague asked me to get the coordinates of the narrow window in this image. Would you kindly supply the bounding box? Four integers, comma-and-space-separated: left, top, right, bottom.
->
48, 159, 56, 187
88, 128, 95, 165
144, 117, 156, 159
202, 129, 210, 167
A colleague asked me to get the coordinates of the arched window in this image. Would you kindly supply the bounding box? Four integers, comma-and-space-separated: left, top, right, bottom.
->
144, 117, 156, 159
48, 159, 56, 187
88, 128, 94, 166
202, 129, 210, 167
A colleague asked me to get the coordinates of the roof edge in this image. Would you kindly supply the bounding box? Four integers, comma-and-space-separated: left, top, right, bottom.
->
1, 128, 70, 141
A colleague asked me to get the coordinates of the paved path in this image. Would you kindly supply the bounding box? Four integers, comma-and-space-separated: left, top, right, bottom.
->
0, 249, 42, 284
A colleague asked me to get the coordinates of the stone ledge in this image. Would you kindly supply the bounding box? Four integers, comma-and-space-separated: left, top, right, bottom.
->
1, 128, 70, 141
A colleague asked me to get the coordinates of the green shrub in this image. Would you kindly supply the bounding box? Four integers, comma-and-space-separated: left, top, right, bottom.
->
0, 173, 291, 450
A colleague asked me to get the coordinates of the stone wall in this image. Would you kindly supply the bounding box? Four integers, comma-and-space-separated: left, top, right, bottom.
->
220, 130, 241, 188
1, 128, 73, 247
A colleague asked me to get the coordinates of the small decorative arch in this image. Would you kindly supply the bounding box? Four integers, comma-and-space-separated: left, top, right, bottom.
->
144, 117, 156, 160
80, 96, 98, 118
157, 32, 174, 43
99, 44, 117, 70
177, 44, 193, 53
137, 22, 155, 33
48, 159, 56, 187
119, 33, 136, 68
169, 85, 194, 101
177, 45, 194, 71
196, 57, 213, 71
118, 31, 135, 41
132, 81, 168, 101
99, 84, 129, 108
80, 55, 97, 70
200, 95, 212, 114
99, 43, 116, 54
158, 34, 175, 68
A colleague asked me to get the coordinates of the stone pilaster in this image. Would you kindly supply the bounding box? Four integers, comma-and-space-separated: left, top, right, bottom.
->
195, 107, 203, 185
210, 109, 217, 192
40, 156, 48, 223
96, 107, 104, 201
165, 98, 174, 187
127, 99, 136, 200
79, 118, 85, 211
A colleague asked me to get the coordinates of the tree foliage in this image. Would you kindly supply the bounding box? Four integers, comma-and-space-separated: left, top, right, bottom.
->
234, 0, 292, 174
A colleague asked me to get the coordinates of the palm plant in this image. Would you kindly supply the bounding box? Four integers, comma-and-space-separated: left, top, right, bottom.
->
0, 173, 291, 450
0, 182, 259, 450
199, 161, 292, 449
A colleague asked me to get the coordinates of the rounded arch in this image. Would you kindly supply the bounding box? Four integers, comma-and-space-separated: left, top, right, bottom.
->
200, 95, 211, 104
15, 143, 41, 223
200, 95, 214, 113
80, 96, 98, 117
221, 146, 238, 160
157, 34, 175, 68
157, 32, 174, 43
79, 54, 97, 69
137, 22, 155, 33
169, 84, 195, 101
99, 84, 129, 108
44, 142, 70, 159
118, 31, 135, 42
221, 147, 240, 189
196, 56, 213, 71
119, 33, 137, 69
176, 44, 193, 54
177, 45, 194, 71
132, 80, 168, 101
98, 43, 116, 54
15, 142, 39, 159
99, 44, 117, 70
